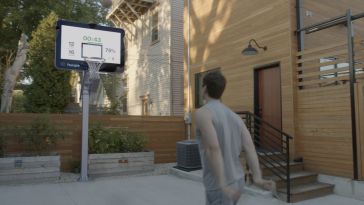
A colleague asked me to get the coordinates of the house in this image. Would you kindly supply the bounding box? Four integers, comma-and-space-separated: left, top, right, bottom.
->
107, 0, 184, 116
184, 0, 364, 202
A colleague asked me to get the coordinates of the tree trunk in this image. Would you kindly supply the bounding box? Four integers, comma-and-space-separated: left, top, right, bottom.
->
0, 33, 28, 113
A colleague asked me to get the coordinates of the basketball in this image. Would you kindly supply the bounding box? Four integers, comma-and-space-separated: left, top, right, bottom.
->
101, 0, 113, 8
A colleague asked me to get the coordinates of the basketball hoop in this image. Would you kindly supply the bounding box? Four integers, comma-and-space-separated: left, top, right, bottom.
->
55, 20, 125, 182
85, 57, 105, 80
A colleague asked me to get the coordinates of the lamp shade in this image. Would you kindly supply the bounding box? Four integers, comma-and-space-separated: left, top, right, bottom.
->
242, 45, 258, 55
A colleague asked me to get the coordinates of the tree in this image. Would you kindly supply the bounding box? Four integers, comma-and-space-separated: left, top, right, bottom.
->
0, 0, 109, 112
0, 34, 28, 112
0, 0, 58, 112
24, 12, 72, 113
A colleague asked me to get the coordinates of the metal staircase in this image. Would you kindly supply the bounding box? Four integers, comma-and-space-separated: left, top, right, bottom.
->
238, 111, 334, 203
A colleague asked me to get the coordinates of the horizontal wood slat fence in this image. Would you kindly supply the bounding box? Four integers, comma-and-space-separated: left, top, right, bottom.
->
296, 38, 364, 89
0, 114, 186, 171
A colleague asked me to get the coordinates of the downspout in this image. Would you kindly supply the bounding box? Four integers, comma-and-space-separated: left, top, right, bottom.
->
186, 0, 192, 140
296, 0, 304, 90
296, 0, 304, 52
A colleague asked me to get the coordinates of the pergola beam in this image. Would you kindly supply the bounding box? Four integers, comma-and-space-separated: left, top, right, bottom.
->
107, 0, 154, 30
106, 0, 125, 20
125, 1, 149, 29
113, 14, 134, 36
117, 8, 135, 25
128, 2, 150, 8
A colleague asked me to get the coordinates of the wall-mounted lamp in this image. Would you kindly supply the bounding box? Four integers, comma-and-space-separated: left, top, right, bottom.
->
241, 39, 267, 56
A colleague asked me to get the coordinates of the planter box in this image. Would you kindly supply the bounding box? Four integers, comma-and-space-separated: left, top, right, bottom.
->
0, 155, 60, 184
89, 152, 154, 177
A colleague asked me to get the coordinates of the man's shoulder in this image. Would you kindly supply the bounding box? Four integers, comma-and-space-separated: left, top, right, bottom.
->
220, 104, 239, 117
223, 106, 244, 126
195, 106, 212, 121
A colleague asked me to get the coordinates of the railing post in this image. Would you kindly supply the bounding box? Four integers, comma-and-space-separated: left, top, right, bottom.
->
247, 113, 252, 134
346, 9, 359, 180
286, 136, 291, 203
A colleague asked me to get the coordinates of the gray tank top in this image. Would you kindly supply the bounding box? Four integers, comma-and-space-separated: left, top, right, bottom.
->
196, 99, 245, 191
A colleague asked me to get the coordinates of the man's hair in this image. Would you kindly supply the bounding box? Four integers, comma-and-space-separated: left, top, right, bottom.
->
203, 71, 226, 99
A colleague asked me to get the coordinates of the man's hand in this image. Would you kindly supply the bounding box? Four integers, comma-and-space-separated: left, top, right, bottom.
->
221, 186, 242, 202
254, 178, 276, 192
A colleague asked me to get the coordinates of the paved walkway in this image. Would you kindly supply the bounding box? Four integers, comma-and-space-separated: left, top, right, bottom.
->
0, 175, 363, 205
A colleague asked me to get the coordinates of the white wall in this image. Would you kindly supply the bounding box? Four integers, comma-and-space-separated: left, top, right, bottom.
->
170, 0, 184, 116
125, 0, 172, 116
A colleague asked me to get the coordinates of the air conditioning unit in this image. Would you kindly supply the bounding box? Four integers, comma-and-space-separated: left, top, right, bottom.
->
176, 140, 202, 171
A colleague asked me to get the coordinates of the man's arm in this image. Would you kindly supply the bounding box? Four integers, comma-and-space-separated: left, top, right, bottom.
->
241, 122, 275, 190
195, 108, 226, 188
241, 122, 262, 182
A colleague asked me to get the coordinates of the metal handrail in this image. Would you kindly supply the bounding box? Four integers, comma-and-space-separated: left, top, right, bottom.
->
254, 120, 291, 142
237, 111, 293, 139
238, 111, 293, 203
252, 126, 288, 150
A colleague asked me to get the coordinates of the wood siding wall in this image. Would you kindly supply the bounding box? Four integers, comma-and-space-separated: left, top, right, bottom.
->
184, 0, 297, 151
303, 0, 364, 50
0, 114, 185, 171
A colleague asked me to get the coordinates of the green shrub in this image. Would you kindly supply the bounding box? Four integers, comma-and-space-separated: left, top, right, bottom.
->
89, 125, 147, 154
17, 115, 65, 155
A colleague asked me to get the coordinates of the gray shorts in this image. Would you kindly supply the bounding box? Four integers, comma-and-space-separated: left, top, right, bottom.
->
205, 178, 245, 205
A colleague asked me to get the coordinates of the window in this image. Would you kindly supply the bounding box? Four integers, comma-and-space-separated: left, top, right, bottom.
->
151, 12, 159, 44
195, 68, 220, 108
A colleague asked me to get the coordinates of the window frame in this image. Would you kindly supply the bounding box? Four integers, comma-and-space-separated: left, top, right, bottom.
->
150, 11, 159, 45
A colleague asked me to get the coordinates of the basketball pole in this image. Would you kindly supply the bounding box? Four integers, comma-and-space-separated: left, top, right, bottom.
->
80, 70, 90, 181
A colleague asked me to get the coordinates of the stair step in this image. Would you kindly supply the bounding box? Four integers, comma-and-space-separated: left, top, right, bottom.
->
265, 171, 317, 188
262, 162, 304, 176
277, 182, 334, 203
258, 152, 286, 161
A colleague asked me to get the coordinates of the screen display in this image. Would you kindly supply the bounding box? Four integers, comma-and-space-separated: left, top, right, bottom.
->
60, 25, 121, 64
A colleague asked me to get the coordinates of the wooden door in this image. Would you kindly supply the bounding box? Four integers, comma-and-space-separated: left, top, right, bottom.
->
356, 80, 364, 180
255, 65, 282, 151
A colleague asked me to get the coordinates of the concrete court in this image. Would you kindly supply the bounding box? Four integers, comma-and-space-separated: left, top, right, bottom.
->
0, 175, 364, 205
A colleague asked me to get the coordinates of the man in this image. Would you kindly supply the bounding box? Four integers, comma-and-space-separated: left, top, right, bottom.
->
195, 71, 275, 205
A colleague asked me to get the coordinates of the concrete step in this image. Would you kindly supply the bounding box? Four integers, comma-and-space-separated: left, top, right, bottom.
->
277, 182, 334, 203
265, 171, 317, 188
261, 161, 304, 176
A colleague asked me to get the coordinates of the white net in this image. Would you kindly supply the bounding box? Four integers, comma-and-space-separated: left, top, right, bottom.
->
85, 58, 105, 80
